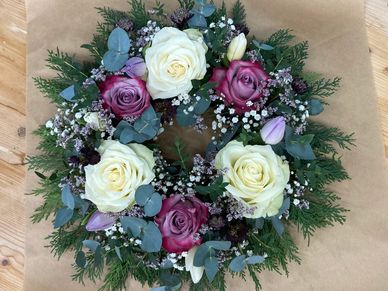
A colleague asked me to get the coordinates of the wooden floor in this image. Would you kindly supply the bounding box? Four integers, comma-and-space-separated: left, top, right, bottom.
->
0, 0, 387, 290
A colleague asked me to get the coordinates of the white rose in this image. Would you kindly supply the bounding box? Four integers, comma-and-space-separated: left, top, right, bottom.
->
83, 112, 105, 131
215, 141, 290, 218
227, 33, 247, 61
145, 27, 207, 100
84, 140, 155, 213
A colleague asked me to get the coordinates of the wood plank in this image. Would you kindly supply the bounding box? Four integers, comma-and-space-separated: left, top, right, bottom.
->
0, 0, 387, 290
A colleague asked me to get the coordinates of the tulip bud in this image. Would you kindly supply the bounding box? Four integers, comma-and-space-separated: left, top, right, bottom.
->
260, 117, 286, 145
121, 57, 147, 78
185, 246, 205, 284
227, 33, 247, 61
85, 211, 116, 232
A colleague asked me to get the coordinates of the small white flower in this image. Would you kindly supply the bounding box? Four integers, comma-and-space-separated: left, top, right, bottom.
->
45, 120, 53, 128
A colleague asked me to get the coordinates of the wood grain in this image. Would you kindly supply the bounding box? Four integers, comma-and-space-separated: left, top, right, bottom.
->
0, 0, 386, 290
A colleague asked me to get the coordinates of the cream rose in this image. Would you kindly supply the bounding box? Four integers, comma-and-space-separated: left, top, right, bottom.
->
215, 141, 290, 218
145, 27, 207, 99
84, 140, 155, 213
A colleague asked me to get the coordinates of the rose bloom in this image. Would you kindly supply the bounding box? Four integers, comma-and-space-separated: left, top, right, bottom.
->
145, 27, 207, 99
210, 60, 269, 114
215, 141, 290, 218
84, 140, 155, 213
155, 194, 208, 253
99, 75, 150, 118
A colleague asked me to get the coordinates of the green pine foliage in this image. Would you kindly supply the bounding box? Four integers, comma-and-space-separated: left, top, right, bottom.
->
129, 0, 149, 29
231, 0, 246, 25
178, 0, 195, 10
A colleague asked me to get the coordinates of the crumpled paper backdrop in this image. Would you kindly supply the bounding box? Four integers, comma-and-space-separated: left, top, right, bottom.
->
25, 0, 388, 290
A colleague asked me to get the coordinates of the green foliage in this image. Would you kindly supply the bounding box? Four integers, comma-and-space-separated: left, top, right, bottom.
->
46, 49, 88, 81
308, 122, 355, 154
195, 176, 228, 201
290, 201, 347, 244
307, 77, 342, 98
178, 0, 195, 10
129, 0, 149, 29
231, 0, 246, 25
266, 29, 295, 47
170, 137, 189, 172
248, 225, 301, 276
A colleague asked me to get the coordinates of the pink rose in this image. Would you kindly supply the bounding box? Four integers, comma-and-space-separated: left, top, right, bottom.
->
155, 195, 208, 253
98, 75, 150, 118
210, 60, 269, 114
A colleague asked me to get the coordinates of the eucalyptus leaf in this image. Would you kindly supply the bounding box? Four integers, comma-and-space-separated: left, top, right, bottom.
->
144, 193, 162, 217
135, 184, 155, 206
75, 251, 86, 268
176, 107, 196, 126
82, 240, 100, 252
204, 256, 218, 282
61, 185, 75, 210
193, 97, 211, 115
205, 240, 231, 250
53, 207, 74, 228
200, 4, 216, 17
193, 243, 211, 267
59, 85, 76, 101
120, 216, 147, 237
309, 99, 324, 115
141, 222, 162, 253
245, 255, 265, 265
107, 27, 131, 53
188, 14, 207, 28
228, 255, 247, 272
277, 197, 290, 216
103, 50, 128, 72
119, 127, 137, 144
271, 216, 285, 236
285, 127, 316, 160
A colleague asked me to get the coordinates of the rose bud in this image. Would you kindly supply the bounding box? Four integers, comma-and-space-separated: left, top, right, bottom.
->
85, 211, 116, 232
260, 117, 286, 145
121, 57, 147, 78
155, 194, 208, 253
227, 33, 247, 61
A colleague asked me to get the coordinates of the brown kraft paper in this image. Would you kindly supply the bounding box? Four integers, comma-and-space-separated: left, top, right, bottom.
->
25, 0, 388, 290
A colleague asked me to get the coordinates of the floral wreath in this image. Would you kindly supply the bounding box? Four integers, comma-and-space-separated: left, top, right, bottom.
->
29, 1, 355, 290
